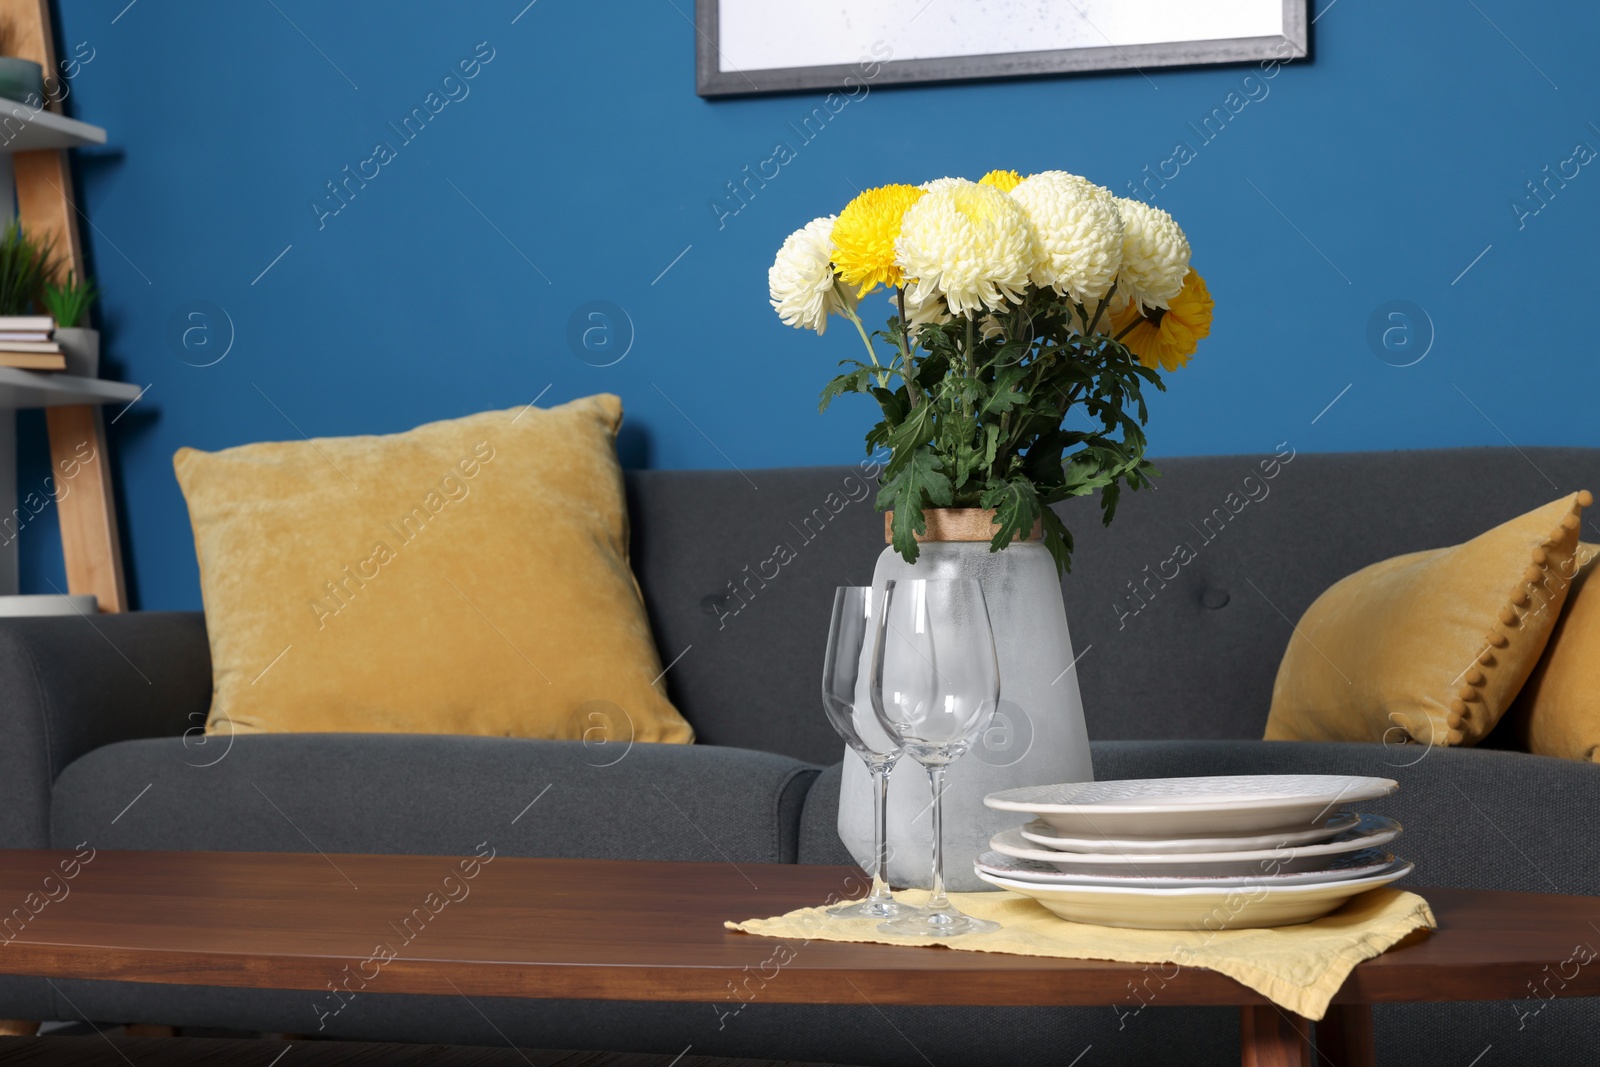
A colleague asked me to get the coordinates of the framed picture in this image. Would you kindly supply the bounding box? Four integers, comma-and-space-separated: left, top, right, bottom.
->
695, 0, 1308, 98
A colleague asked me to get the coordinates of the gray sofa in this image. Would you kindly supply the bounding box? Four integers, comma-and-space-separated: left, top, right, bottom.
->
1, 445, 1597, 1066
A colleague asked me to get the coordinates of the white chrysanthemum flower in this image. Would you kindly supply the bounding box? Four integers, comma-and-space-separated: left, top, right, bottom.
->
768, 216, 851, 334
895, 180, 1037, 316
1009, 170, 1124, 304
920, 176, 967, 192
897, 285, 952, 341
1114, 198, 1191, 312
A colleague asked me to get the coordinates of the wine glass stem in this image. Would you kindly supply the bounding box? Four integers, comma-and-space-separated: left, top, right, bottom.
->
867, 762, 894, 905
925, 764, 949, 912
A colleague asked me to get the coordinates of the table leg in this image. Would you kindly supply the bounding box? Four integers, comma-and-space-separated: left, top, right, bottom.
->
1316, 1003, 1376, 1067
1240, 1004, 1311, 1067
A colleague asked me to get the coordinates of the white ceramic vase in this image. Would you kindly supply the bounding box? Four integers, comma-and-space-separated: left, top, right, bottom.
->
837, 513, 1095, 892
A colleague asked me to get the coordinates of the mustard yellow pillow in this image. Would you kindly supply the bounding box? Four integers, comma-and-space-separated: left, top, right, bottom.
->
1511, 543, 1600, 761
174, 395, 693, 744
1265, 492, 1590, 748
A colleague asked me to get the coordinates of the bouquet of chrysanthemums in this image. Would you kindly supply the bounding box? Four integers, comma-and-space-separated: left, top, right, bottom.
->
768, 169, 1214, 572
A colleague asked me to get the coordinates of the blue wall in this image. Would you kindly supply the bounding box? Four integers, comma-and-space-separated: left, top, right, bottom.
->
20, 0, 1600, 608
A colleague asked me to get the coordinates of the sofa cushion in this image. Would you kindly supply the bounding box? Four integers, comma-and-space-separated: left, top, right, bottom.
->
174, 395, 693, 745
1513, 543, 1600, 761
50, 734, 816, 864
1265, 493, 1588, 747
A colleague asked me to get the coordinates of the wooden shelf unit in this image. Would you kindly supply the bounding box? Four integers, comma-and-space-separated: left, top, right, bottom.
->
0, 0, 134, 613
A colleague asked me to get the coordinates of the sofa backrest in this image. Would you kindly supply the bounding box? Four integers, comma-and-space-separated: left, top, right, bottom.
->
626, 447, 1600, 765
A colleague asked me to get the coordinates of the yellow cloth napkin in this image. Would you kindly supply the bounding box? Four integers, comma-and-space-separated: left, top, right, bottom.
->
727, 887, 1435, 1020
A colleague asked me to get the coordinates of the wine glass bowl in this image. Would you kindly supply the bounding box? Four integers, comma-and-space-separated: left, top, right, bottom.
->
871, 577, 1001, 937
822, 586, 903, 770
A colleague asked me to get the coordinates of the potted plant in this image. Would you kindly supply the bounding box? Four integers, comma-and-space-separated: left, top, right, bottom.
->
0, 217, 55, 317
768, 169, 1214, 888
43, 271, 98, 377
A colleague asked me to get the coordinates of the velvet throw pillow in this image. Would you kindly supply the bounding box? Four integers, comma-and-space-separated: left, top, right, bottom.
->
1264, 492, 1590, 748
1510, 543, 1600, 761
174, 395, 693, 744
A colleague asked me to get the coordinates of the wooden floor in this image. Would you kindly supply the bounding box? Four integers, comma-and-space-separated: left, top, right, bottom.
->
0, 1037, 860, 1067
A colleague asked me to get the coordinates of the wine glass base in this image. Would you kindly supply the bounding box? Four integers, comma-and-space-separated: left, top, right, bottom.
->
827, 895, 912, 920
879, 907, 1001, 938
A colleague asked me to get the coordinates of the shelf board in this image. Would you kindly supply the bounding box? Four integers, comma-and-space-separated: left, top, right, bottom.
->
0, 368, 142, 408
0, 100, 105, 152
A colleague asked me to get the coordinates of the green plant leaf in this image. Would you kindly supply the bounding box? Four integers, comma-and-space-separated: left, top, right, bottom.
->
881, 401, 936, 479
877, 448, 953, 563
981, 363, 1029, 416
818, 366, 877, 413
41, 270, 96, 329
870, 386, 908, 427
979, 477, 1042, 555
0, 218, 58, 317
1039, 505, 1075, 575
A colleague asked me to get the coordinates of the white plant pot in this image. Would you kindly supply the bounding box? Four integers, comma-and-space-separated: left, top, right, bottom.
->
55, 327, 99, 378
837, 528, 1095, 892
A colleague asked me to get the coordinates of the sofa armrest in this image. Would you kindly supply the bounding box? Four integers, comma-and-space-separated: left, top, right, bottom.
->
0, 611, 211, 848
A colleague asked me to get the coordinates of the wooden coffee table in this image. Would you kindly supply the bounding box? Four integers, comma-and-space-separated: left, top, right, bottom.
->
0, 850, 1595, 1067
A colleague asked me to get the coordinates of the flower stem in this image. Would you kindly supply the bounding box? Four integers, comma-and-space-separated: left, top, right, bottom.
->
1086, 280, 1117, 336
1115, 306, 1162, 343
895, 286, 924, 407
839, 297, 888, 389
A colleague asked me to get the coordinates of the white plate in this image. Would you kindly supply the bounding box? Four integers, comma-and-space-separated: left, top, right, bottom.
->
974, 859, 1415, 929
989, 814, 1401, 876
1018, 810, 1362, 855
975, 847, 1396, 889
984, 775, 1398, 837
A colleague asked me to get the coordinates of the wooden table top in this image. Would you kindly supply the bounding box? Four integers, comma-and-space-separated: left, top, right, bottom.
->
0, 850, 1596, 1008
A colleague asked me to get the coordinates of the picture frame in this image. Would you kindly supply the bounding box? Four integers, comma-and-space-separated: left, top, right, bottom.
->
695, 0, 1309, 98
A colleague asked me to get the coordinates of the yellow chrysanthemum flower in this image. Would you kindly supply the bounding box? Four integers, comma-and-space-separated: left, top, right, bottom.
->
831, 184, 925, 297
1110, 268, 1213, 372
979, 169, 1022, 193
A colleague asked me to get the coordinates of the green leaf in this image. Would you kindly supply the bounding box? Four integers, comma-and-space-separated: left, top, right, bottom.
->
979, 477, 1043, 555
1038, 506, 1075, 576
877, 449, 953, 563
818, 367, 876, 413
981, 363, 1029, 416
1021, 429, 1071, 487
882, 401, 936, 478
870, 386, 908, 428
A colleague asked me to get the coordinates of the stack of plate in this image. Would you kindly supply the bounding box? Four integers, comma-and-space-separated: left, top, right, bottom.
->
976, 774, 1413, 930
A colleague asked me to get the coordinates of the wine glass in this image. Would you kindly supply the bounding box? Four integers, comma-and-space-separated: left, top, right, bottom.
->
821, 586, 910, 919
870, 577, 1001, 937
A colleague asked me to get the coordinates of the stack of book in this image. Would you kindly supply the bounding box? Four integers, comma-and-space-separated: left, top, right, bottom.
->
0, 316, 63, 370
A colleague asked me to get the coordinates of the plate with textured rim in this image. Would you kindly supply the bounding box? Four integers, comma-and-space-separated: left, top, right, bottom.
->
973, 860, 1416, 929
990, 814, 1401, 876
984, 775, 1398, 837
975, 847, 1396, 889
1017, 810, 1363, 854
